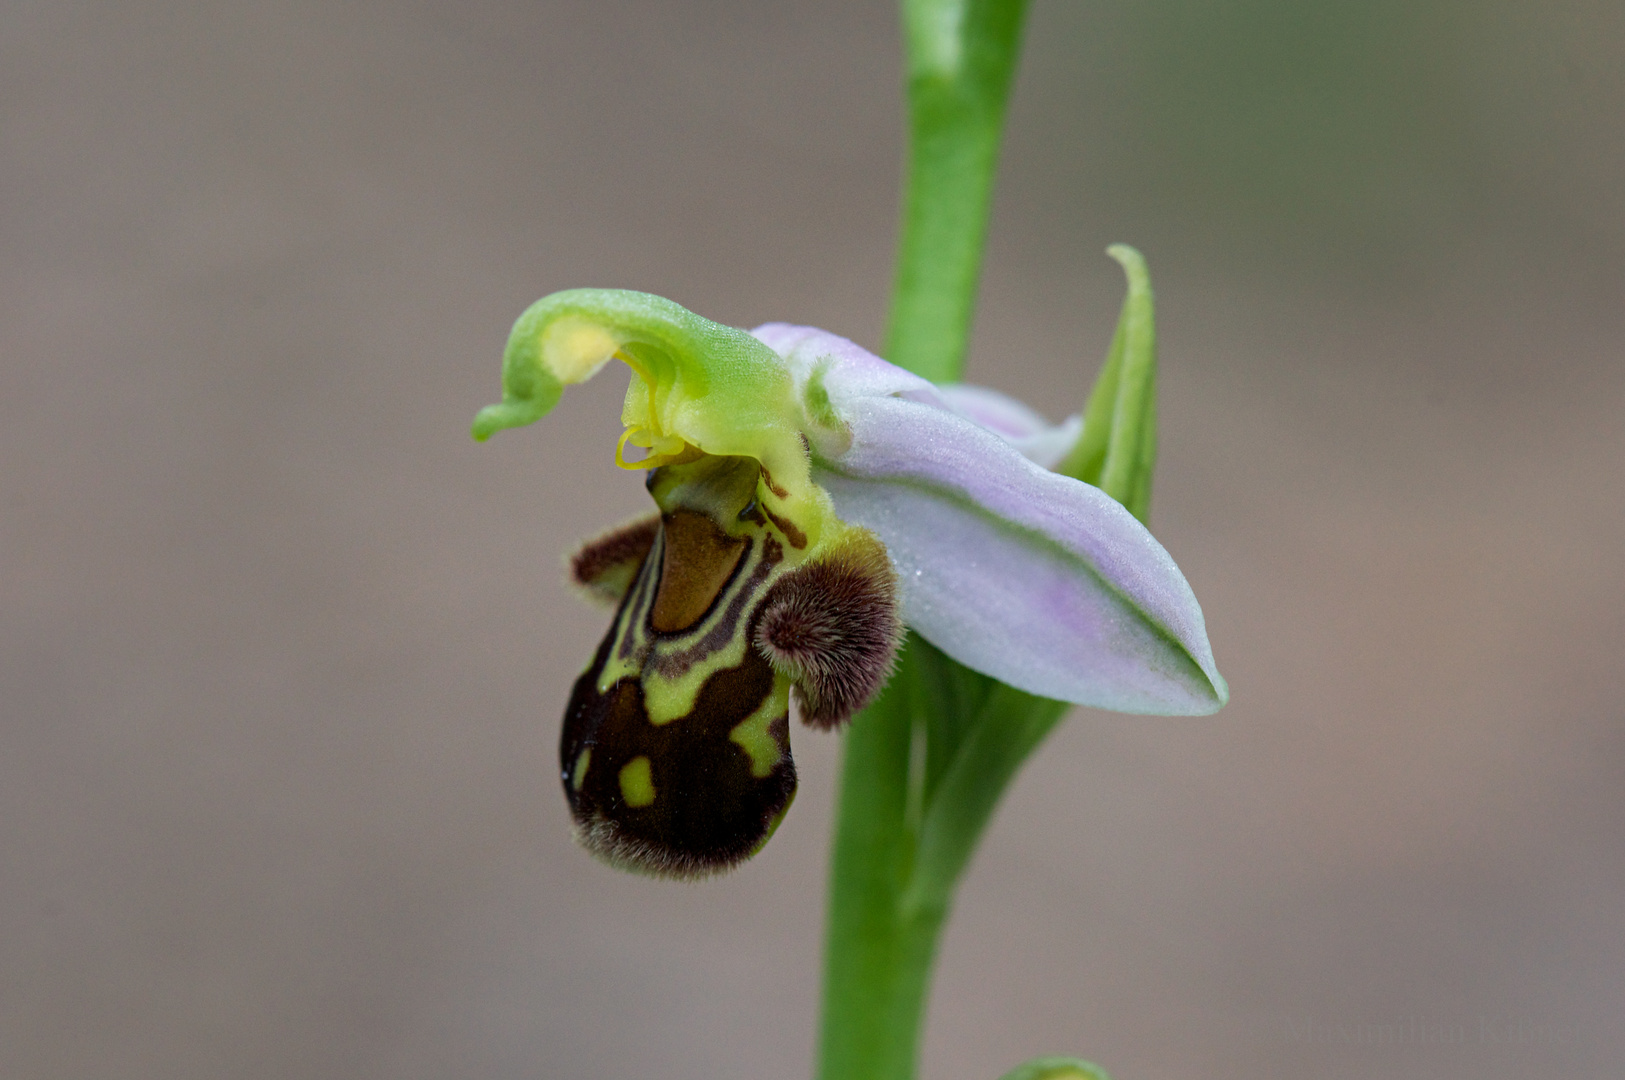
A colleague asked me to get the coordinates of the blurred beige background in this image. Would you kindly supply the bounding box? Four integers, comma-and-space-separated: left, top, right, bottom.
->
3, 1, 1622, 1077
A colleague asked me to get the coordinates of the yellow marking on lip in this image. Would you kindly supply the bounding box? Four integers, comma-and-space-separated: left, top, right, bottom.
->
594, 536, 769, 725
571, 748, 591, 791
729, 679, 792, 778
642, 628, 751, 724
618, 756, 656, 808
594, 607, 754, 725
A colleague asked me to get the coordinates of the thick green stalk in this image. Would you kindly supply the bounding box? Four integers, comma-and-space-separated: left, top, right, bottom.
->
817, 4, 1031, 1078
884, 0, 1032, 383
817, 5, 1163, 1078
819, 634, 1071, 1080
817, 639, 953, 1080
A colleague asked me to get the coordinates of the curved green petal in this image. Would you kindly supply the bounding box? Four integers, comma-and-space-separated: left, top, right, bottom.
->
473, 287, 842, 550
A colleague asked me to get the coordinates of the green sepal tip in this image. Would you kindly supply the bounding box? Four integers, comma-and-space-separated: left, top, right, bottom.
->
1058, 244, 1158, 525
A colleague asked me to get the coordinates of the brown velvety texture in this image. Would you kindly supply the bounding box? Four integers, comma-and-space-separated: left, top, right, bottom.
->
754, 532, 902, 729
569, 514, 660, 607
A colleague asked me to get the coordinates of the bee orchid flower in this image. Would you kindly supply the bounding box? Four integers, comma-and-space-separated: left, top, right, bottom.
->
473, 289, 1226, 878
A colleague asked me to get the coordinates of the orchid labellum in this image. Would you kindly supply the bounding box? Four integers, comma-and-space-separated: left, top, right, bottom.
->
474, 289, 1226, 877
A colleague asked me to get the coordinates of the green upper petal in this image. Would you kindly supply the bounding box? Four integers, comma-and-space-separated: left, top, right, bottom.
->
473, 288, 846, 553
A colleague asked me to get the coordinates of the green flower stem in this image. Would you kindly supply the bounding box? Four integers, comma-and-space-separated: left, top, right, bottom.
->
817, 642, 951, 1080
817, 5, 1160, 1078
884, 0, 1033, 383
818, 4, 1033, 1077
819, 638, 1069, 1080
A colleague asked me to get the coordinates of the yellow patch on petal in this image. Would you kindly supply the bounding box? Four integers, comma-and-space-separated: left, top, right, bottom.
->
541, 318, 621, 384
618, 756, 656, 808
729, 683, 792, 779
